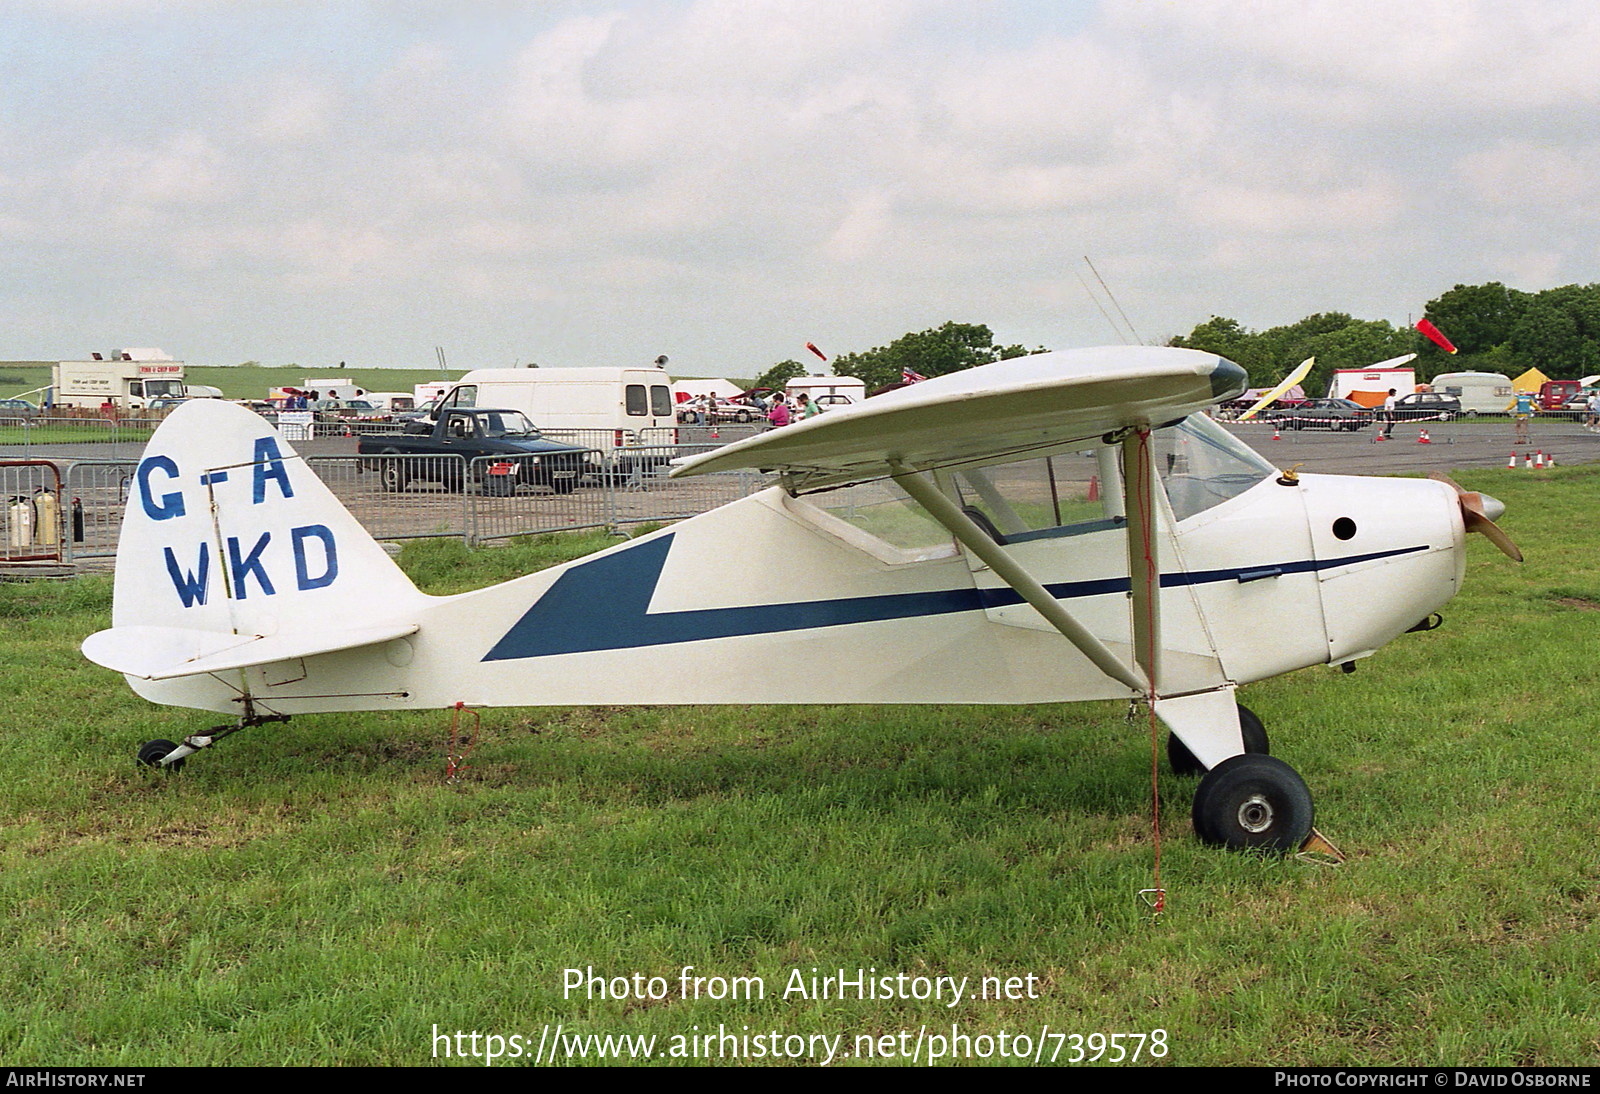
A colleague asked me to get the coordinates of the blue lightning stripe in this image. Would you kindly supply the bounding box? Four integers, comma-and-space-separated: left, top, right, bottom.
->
482, 533, 1428, 662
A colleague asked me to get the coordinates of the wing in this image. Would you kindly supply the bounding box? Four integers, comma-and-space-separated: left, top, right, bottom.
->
671, 346, 1246, 489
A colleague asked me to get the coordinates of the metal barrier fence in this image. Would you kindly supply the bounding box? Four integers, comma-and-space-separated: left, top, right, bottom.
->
41, 445, 777, 566
1, 461, 66, 563
58, 459, 134, 562
309, 455, 475, 542
0, 416, 161, 455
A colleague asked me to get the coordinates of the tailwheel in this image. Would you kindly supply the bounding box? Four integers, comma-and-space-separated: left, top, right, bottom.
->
1192, 753, 1313, 853
1167, 702, 1268, 777
137, 739, 185, 772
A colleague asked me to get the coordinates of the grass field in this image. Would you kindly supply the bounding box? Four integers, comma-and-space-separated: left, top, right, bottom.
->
1, 469, 1598, 1066
0, 363, 464, 404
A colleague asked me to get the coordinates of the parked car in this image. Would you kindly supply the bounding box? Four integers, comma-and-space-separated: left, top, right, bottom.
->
1389, 392, 1461, 421
675, 396, 763, 424
1263, 398, 1372, 430
359, 407, 595, 495
0, 398, 38, 417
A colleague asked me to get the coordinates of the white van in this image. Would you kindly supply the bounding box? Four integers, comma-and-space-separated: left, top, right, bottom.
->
365, 391, 415, 414
1430, 372, 1514, 417
435, 367, 678, 459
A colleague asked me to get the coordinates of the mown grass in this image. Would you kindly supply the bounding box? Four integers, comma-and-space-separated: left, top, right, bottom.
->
0, 425, 155, 446
1, 468, 1597, 1066
0, 364, 464, 404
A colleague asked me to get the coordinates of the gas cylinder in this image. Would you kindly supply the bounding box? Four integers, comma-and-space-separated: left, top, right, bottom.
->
33, 488, 59, 547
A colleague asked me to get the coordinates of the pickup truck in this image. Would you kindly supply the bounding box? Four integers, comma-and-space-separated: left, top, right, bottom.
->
358, 407, 594, 495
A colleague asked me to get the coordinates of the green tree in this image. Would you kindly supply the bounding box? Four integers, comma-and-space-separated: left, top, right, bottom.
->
1420, 283, 1528, 358
752, 359, 807, 390
831, 322, 1044, 389
1170, 313, 1411, 394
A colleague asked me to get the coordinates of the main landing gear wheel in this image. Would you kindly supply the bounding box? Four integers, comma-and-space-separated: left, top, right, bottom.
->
1191, 753, 1313, 852
138, 739, 185, 772
1167, 703, 1268, 777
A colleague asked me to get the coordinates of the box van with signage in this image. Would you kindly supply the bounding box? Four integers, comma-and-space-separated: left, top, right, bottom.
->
434, 367, 677, 465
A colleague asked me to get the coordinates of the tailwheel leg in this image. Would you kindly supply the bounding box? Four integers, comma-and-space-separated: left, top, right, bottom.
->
135, 713, 290, 772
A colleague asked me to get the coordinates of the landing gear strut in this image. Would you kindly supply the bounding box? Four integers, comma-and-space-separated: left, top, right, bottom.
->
1167, 702, 1268, 777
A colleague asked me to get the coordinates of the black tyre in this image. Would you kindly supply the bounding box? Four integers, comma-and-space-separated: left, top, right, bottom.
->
552, 476, 577, 495
1167, 702, 1269, 776
735, 410, 752, 423
1192, 753, 1313, 852
138, 739, 185, 772
1464, 409, 1478, 420
379, 450, 409, 492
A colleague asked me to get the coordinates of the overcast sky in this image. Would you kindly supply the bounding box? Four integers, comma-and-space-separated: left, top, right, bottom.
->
3, 0, 1598, 373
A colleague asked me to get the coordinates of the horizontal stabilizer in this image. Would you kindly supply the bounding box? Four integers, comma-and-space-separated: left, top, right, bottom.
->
83, 621, 419, 681
671, 346, 1246, 489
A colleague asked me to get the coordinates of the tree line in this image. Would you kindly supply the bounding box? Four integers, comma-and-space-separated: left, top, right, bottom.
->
752, 322, 1044, 392
1168, 282, 1600, 394
745, 282, 1600, 396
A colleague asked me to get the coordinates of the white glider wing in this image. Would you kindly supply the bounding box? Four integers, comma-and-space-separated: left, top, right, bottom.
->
672, 346, 1247, 488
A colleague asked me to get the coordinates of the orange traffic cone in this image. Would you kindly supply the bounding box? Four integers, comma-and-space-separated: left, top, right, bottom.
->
1087, 474, 1100, 501
1524, 452, 1533, 469
1271, 424, 1281, 440
1417, 429, 1431, 444
1548, 451, 1557, 467
1508, 452, 1517, 469
1534, 450, 1545, 468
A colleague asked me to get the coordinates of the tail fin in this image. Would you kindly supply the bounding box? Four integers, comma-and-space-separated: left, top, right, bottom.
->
83, 400, 426, 682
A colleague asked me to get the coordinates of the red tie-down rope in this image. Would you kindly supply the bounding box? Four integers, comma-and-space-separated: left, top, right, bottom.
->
1131, 429, 1165, 914
445, 701, 481, 782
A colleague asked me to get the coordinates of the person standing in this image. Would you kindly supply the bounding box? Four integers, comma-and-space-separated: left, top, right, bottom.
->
768, 397, 790, 428
1512, 389, 1535, 445
1380, 388, 1397, 439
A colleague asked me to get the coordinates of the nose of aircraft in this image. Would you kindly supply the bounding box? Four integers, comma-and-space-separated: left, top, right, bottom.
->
1429, 474, 1522, 562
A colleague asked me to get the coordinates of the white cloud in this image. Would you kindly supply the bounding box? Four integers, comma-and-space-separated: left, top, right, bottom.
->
4, 1, 1600, 367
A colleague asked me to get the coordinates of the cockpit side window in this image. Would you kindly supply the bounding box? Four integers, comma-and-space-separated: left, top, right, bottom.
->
951, 450, 1125, 543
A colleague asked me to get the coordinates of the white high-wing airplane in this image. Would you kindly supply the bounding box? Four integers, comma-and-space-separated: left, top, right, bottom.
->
82, 346, 1519, 853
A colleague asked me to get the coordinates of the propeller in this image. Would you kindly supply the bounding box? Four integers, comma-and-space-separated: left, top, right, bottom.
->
1429, 473, 1523, 562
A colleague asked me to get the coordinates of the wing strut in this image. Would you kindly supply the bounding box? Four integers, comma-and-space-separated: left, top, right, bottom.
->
888, 459, 1146, 695
1123, 428, 1160, 697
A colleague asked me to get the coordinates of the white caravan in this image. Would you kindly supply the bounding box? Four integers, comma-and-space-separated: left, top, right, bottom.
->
1430, 372, 1514, 417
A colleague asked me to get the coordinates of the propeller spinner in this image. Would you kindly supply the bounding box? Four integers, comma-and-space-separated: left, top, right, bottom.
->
1430, 473, 1523, 562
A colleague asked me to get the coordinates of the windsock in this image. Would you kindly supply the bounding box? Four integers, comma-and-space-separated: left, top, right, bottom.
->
1416, 318, 1457, 354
